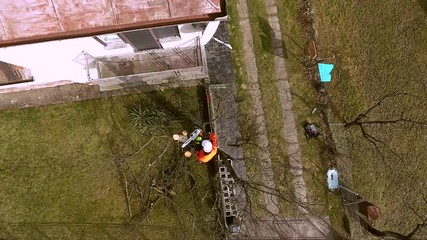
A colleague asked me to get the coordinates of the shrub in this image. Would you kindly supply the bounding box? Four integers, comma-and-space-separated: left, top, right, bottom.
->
130, 105, 173, 135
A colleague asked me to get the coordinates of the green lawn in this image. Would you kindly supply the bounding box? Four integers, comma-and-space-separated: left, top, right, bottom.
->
0, 87, 221, 239
312, 0, 427, 237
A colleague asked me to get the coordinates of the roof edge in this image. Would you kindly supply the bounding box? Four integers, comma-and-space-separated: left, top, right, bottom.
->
0, 11, 226, 48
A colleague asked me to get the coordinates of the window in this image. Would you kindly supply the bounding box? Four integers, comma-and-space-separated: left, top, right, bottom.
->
94, 34, 127, 50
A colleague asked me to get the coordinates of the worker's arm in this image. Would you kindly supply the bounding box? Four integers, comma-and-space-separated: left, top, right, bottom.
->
195, 149, 203, 160
209, 133, 218, 147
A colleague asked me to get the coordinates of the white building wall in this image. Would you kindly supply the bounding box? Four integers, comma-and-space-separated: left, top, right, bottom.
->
0, 21, 220, 90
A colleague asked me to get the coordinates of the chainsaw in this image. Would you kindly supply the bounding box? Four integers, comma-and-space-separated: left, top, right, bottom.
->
181, 128, 202, 148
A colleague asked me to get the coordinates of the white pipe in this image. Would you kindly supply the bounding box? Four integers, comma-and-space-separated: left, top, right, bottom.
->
213, 37, 232, 49
200, 20, 221, 46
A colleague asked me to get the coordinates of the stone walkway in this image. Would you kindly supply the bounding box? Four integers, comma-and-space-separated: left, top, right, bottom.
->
235, 0, 309, 215
264, 0, 308, 213
236, 0, 280, 215
231, 0, 333, 238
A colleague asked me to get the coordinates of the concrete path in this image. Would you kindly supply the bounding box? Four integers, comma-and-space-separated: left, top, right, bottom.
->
236, 0, 280, 215
231, 0, 333, 238
240, 216, 333, 239
263, 0, 308, 213
235, 0, 307, 216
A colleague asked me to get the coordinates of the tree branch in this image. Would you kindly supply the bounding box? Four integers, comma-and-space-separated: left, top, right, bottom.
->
344, 92, 421, 127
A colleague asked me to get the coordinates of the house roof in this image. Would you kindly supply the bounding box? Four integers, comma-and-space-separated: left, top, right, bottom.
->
0, 0, 224, 47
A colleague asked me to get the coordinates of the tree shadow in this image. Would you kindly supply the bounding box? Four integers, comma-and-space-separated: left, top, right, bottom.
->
256, 16, 274, 54
418, 0, 427, 14
342, 215, 351, 234
257, 16, 307, 66
141, 87, 207, 131
328, 98, 345, 123
291, 90, 317, 109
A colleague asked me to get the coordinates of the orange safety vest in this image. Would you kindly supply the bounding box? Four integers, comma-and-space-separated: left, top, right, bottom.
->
196, 133, 218, 163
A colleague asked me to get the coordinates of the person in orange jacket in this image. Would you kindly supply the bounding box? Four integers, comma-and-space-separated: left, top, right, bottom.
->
195, 133, 218, 163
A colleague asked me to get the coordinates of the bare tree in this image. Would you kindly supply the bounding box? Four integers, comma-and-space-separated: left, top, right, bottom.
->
357, 194, 427, 240
341, 92, 426, 165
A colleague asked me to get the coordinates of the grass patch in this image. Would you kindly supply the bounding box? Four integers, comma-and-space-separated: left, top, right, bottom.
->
276, 0, 330, 216
313, 0, 427, 236
0, 88, 221, 239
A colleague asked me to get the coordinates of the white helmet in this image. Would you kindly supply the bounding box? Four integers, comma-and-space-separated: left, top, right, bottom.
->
201, 140, 213, 153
